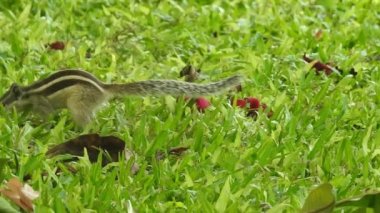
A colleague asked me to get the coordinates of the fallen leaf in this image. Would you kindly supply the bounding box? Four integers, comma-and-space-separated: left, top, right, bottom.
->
156, 146, 189, 160
303, 54, 334, 75
314, 29, 323, 40
0, 178, 39, 212
47, 134, 124, 163
168, 146, 189, 156
47, 41, 65, 50
47, 134, 139, 173
301, 183, 335, 213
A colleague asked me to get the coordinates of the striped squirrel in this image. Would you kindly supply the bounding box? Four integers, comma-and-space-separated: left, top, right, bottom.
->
0, 69, 242, 127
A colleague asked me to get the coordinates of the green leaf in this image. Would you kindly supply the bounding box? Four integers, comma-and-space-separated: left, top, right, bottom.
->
215, 176, 231, 212
19, 154, 43, 178
0, 197, 20, 213
301, 183, 335, 213
336, 191, 380, 210
0, 158, 8, 178
313, 79, 332, 105
18, 3, 32, 23
267, 203, 292, 213
362, 124, 373, 156
316, 0, 336, 9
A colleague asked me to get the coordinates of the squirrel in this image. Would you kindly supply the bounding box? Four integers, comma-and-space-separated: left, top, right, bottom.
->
0, 69, 242, 127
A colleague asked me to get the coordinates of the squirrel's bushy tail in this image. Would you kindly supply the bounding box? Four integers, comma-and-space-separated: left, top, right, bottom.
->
105, 75, 242, 97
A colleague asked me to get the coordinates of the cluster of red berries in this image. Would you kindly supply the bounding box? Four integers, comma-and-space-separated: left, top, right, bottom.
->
232, 97, 272, 117
188, 96, 272, 118
180, 65, 272, 118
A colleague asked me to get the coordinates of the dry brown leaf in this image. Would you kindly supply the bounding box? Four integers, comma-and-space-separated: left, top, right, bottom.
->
0, 178, 39, 212
168, 147, 189, 156
47, 134, 139, 174
156, 146, 189, 160
303, 54, 334, 75
46, 134, 125, 163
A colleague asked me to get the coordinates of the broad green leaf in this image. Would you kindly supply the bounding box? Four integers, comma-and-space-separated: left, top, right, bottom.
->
0, 197, 20, 213
301, 183, 335, 213
336, 191, 380, 210
308, 123, 336, 159
215, 176, 231, 212
18, 3, 32, 23
164, 96, 176, 112
183, 170, 194, 188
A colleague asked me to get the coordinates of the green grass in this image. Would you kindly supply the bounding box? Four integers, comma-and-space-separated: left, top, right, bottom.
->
1, 0, 380, 212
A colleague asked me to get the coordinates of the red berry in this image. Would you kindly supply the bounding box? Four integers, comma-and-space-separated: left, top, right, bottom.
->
196, 97, 210, 112
236, 99, 247, 108
245, 97, 260, 109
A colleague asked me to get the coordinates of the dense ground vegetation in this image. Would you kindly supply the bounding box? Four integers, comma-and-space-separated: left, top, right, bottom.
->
0, 0, 380, 212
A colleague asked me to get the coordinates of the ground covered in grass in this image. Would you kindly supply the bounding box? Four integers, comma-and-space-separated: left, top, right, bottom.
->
0, 0, 380, 212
